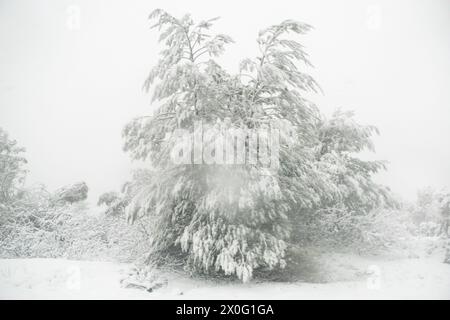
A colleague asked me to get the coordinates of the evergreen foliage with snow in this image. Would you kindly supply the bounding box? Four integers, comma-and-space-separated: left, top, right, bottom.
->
121, 10, 394, 282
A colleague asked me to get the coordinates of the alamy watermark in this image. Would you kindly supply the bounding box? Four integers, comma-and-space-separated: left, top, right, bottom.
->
168, 120, 280, 170
66, 5, 81, 31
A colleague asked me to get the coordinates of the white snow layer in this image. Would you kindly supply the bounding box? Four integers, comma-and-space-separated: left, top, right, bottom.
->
0, 256, 449, 299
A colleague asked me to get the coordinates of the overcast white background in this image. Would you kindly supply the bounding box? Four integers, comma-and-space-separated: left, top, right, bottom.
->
1, 0, 449, 202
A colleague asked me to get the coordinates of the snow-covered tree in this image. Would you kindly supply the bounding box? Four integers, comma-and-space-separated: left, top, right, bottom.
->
0, 127, 27, 203
122, 10, 393, 281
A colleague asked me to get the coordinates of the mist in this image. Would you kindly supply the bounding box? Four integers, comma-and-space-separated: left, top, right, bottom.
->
1, 0, 449, 202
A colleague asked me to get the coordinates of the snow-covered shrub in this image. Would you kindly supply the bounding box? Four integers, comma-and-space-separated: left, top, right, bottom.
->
314, 110, 397, 214
53, 206, 151, 262
295, 207, 414, 254
0, 129, 150, 262
286, 111, 398, 257
97, 191, 120, 207
418, 221, 440, 237
97, 170, 153, 217
98, 191, 128, 216
0, 185, 151, 262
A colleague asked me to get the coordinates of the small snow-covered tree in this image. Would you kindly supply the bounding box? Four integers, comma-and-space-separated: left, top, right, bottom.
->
0, 127, 27, 203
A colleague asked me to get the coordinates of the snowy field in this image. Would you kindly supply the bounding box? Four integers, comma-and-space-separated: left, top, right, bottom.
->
1, 255, 449, 300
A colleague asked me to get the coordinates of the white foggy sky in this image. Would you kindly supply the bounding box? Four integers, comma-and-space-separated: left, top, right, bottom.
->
0, 0, 449, 202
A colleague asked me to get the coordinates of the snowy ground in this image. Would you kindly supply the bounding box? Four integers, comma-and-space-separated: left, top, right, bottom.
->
0, 255, 449, 299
